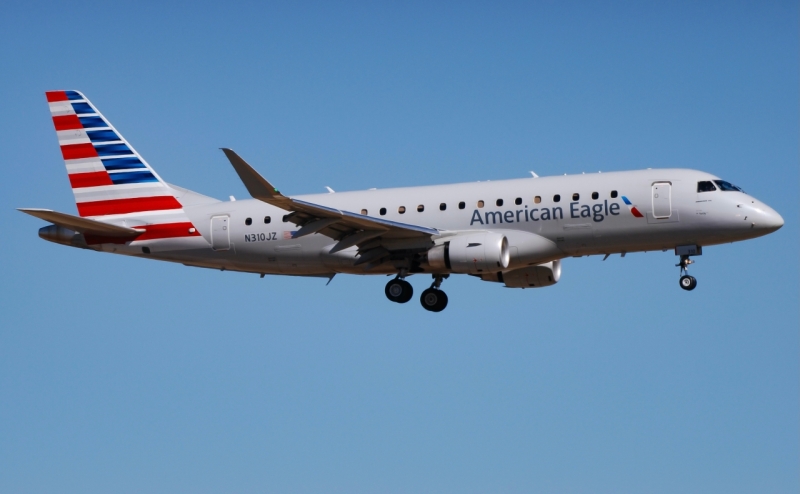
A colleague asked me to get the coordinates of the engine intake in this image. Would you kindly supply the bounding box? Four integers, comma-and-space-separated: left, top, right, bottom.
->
428, 232, 510, 274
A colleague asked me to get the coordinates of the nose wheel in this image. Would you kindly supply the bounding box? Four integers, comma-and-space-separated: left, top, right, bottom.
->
420, 274, 449, 312
676, 254, 698, 291
679, 274, 697, 290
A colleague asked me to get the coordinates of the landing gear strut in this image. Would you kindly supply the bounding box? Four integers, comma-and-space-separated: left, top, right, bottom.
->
385, 270, 413, 303
420, 274, 449, 312
677, 254, 697, 291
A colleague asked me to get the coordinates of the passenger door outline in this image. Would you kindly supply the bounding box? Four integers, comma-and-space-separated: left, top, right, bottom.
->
652, 182, 672, 219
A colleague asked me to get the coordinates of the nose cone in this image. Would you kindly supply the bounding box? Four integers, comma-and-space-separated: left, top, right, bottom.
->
756, 203, 784, 234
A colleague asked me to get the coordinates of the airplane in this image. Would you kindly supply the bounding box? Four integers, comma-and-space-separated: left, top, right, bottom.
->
20, 90, 784, 312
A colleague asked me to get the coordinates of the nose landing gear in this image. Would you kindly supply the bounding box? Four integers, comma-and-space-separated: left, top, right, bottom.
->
420, 274, 449, 312
674, 245, 702, 291
677, 254, 697, 291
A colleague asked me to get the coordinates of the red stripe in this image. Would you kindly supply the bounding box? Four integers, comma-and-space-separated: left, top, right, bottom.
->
46, 91, 68, 102
77, 196, 183, 217
631, 207, 644, 218
84, 222, 199, 245
133, 222, 201, 240
53, 114, 83, 131
68, 171, 114, 188
61, 143, 98, 160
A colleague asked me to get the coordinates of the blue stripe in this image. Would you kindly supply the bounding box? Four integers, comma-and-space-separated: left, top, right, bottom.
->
109, 171, 158, 185
102, 157, 146, 170
65, 91, 83, 100
87, 130, 120, 142
94, 143, 133, 157
78, 116, 107, 128
621, 196, 632, 205
71, 102, 94, 114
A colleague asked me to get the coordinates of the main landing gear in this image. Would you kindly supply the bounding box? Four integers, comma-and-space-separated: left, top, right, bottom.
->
384, 273, 450, 312
420, 275, 449, 312
676, 254, 698, 291
385, 276, 413, 303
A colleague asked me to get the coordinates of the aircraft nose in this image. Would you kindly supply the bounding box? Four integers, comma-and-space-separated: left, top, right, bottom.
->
755, 203, 784, 233
765, 208, 784, 231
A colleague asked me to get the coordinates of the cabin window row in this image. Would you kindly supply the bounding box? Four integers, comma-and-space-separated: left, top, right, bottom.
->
243, 191, 620, 223
360, 190, 619, 216
244, 216, 275, 225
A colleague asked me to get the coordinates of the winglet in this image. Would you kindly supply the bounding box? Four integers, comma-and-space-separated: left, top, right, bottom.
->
221, 148, 288, 205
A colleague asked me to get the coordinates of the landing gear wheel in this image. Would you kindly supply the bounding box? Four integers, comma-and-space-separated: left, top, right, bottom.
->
679, 275, 697, 291
385, 279, 413, 303
420, 288, 448, 312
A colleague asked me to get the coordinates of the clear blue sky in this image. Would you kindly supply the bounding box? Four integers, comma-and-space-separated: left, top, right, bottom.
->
1, 2, 797, 492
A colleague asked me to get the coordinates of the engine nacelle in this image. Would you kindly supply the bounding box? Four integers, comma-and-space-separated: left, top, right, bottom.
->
428, 232, 510, 274
503, 260, 561, 288
479, 260, 562, 288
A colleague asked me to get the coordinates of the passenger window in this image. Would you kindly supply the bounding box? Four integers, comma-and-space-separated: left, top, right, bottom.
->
361, 209, 368, 215
591, 192, 599, 200
379, 207, 387, 216
553, 194, 561, 203
697, 181, 716, 192
245, 217, 252, 225
713, 180, 742, 192
610, 190, 618, 198
417, 205, 424, 212
264, 216, 271, 224
398, 206, 406, 214
477, 200, 484, 208
458, 201, 465, 209
572, 193, 579, 201
534, 196, 541, 204
515, 197, 522, 205
439, 203, 446, 211
496, 198, 503, 207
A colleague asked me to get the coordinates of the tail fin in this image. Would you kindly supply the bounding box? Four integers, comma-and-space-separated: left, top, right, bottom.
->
46, 90, 182, 218
44, 90, 205, 245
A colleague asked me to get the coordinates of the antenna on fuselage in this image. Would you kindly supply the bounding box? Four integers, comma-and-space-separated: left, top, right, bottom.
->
325, 186, 335, 193
529, 171, 539, 178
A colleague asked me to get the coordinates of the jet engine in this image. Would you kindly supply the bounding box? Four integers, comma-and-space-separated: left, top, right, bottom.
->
479, 260, 562, 288
427, 232, 510, 274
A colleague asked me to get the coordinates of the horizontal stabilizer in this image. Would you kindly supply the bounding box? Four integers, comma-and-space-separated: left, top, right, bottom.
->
18, 208, 142, 237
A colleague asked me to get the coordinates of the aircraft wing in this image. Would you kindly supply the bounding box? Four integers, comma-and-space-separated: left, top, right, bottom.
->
18, 208, 142, 237
222, 148, 439, 260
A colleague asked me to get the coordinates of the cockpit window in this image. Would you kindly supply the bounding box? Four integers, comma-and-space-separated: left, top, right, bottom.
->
714, 180, 744, 192
697, 181, 717, 192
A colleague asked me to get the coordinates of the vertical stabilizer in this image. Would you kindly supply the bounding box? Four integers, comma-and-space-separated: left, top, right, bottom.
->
45, 90, 201, 243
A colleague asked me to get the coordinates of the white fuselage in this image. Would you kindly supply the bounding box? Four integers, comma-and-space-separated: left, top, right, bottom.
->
90, 168, 782, 277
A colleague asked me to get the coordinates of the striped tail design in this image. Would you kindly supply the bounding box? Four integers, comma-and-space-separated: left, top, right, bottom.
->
46, 90, 200, 242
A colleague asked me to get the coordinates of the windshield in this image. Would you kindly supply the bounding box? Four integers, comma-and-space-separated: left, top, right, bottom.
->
714, 180, 744, 192
697, 181, 717, 192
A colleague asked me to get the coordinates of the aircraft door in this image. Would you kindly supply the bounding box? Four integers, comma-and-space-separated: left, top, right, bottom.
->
210, 215, 231, 251
652, 182, 672, 219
